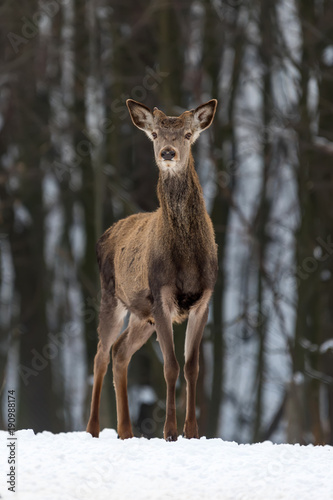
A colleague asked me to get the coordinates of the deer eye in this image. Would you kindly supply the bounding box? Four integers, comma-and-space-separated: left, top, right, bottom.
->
185, 132, 192, 140
152, 132, 157, 139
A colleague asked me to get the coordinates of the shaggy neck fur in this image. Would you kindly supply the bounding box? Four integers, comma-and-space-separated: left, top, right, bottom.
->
157, 153, 209, 245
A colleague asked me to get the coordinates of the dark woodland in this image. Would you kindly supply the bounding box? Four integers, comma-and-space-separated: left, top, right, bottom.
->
1, 0, 333, 445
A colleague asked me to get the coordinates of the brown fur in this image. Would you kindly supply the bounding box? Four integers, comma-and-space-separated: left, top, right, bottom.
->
86, 99, 218, 441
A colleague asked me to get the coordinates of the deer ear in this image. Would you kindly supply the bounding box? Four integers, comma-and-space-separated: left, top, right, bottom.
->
193, 99, 217, 132
126, 99, 154, 133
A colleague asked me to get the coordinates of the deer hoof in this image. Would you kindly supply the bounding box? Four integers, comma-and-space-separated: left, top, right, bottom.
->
86, 421, 100, 438
183, 422, 199, 439
117, 429, 134, 439
165, 431, 178, 442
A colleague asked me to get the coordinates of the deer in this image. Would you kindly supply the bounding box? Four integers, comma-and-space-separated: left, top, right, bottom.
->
86, 98, 218, 441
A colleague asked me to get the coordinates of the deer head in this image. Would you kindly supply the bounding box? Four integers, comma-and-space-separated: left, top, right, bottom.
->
126, 99, 217, 173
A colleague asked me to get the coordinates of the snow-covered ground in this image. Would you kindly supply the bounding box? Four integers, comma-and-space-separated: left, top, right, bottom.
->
0, 428, 332, 500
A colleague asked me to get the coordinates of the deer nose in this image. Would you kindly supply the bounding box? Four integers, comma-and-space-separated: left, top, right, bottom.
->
161, 149, 176, 161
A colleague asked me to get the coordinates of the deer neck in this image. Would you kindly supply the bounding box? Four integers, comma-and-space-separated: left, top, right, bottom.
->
157, 153, 207, 238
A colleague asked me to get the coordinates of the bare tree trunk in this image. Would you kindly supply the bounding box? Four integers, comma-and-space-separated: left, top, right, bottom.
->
293, 0, 333, 444
313, 1, 333, 445
252, 0, 275, 442
202, 0, 227, 438
73, 0, 98, 376
1, 1, 64, 432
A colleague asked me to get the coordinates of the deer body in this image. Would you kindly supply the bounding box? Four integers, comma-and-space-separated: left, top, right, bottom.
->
87, 99, 218, 441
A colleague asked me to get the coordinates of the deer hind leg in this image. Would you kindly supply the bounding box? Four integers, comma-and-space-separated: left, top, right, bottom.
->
112, 314, 155, 439
183, 291, 212, 439
86, 296, 126, 438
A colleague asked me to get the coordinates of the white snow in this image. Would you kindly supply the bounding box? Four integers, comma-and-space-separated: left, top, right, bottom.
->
1, 429, 332, 500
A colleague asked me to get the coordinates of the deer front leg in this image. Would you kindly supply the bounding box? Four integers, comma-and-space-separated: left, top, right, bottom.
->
154, 307, 180, 441
183, 291, 211, 439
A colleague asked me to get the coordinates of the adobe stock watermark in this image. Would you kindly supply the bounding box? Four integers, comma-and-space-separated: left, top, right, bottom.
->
17, 288, 102, 385
75, 458, 115, 497
75, 437, 141, 497
244, 234, 333, 332
216, 160, 241, 189
18, 327, 78, 386
212, 0, 244, 22
138, 399, 167, 437
245, 446, 299, 494
7, 0, 65, 54
294, 235, 333, 285
53, 65, 169, 181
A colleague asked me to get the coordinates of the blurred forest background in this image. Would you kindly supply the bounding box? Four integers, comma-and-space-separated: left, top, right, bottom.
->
1, 0, 333, 445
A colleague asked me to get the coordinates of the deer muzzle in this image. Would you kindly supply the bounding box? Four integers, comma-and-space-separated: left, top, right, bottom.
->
160, 148, 176, 161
